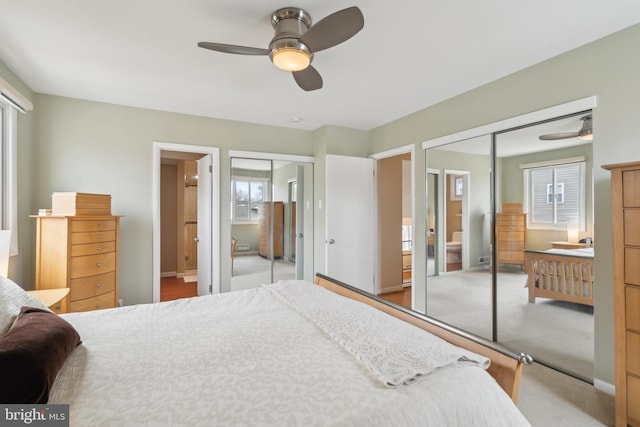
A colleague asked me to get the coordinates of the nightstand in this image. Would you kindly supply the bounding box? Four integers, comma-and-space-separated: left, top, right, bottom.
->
549, 241, 587, 249
27, 288, 70, 314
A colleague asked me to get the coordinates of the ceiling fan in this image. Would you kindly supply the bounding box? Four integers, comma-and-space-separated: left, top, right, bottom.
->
197, 6, 364, 91
538, 115, 593, 141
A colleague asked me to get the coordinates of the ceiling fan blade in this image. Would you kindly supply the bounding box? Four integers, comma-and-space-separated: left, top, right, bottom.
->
538, 132, 580, 141
293, 66, 323, 91
300, 6, 364, 53
197, 42, 269, 56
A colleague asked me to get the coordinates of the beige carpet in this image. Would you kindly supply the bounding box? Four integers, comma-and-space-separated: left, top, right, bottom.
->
518, 363, 614, 426
424, 270, 593, 380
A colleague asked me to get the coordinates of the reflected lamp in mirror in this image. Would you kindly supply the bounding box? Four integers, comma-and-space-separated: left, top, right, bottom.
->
566, 221, 580, 243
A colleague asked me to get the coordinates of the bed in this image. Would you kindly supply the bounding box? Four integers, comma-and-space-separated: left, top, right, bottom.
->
524, 248, 594, 306
1, 274, 532, 426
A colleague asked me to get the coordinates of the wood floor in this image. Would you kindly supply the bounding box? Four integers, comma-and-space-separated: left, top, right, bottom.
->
379, 286, 412, 309
160, 276, 197, 302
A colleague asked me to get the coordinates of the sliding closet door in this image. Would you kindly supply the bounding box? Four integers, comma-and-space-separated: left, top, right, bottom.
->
425, 136, 493, 340
230, 158, 274, 291
494, 115, 595, 381
230, 156, 314, 291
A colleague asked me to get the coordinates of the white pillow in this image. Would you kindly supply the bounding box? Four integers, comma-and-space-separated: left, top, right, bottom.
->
0, 277, 50, 336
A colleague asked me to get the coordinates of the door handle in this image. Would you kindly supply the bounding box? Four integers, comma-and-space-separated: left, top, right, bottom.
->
297, 233, 303, 238
194, 237, 199, 243
327, 238, 335, 244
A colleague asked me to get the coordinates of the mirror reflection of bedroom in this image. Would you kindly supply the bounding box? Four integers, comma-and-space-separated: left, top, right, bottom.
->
229, 157, 313, 291
424, 111, 595, 383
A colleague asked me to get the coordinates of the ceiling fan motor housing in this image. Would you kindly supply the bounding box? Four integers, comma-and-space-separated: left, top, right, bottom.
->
269, 8, 314, 67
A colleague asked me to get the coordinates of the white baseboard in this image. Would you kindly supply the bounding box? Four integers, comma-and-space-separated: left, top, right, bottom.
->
161, 271, 177, 278
594, 378, 615, 396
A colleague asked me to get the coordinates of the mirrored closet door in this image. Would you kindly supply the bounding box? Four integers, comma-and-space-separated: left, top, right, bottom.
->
424, 111, 595, 381
230, 156, 313, 292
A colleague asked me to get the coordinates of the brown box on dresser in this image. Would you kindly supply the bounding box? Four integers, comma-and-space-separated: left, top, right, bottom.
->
602, 161, 640, 427
51, 192, 112, 216
34, 204, 120, 312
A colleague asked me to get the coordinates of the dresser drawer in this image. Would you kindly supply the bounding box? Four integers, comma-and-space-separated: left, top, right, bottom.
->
70, 252, 116, 279
71, 241, 116, 257
497, 214, 524, 222
626, 248, 640, 286
498, 240, 525, 251
627, 286, 640, 331
71, 230, 116, 245
627, 331, 640, 377
70, 219, 117, 232
70, 291, 116, 312
498, 250, 524, 263
623, 169, 640, 207
69, 271, 116, 301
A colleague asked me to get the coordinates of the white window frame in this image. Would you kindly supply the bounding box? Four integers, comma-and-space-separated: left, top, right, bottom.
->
522, 157, 586, 231
0, 100, 18, 256
231, 176, 271, 224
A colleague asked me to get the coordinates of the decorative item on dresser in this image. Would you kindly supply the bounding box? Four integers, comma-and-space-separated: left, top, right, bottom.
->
602, 161, 640, 427
496, 203, 527, 270
32, 193, 120, 312
258, 201, 283, 259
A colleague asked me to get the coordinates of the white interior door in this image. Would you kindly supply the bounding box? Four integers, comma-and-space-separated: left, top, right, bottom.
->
295, 165, 304, 279
325, 154, 375, 294
197, 155, 212, 295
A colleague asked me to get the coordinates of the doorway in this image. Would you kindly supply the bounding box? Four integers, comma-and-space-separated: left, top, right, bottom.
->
152, 142, 220, 303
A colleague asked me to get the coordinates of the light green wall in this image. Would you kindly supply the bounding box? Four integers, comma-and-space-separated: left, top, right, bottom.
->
370, 23, 640, 386
426, 149, 492, 270
29, 94, 314, 304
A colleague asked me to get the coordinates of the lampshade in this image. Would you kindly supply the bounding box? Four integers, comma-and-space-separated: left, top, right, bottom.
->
271, 48, 311, 72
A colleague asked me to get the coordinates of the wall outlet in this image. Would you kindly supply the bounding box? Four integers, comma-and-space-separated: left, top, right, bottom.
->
477, 256, 489, 264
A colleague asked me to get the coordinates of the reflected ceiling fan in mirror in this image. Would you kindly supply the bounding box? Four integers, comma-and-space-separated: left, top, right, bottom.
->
197, 6, 364, 91
539, 115, 593, 141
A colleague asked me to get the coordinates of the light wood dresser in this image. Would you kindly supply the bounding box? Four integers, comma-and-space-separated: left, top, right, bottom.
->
34, 193, 120, 312
603, 161, 640, 427
496, 203, 527, 270
258, 201, 283, 259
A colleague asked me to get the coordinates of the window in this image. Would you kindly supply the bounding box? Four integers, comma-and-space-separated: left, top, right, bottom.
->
524, 160, 585, 230
231, 178, 269, 222
0, 99, 18, 255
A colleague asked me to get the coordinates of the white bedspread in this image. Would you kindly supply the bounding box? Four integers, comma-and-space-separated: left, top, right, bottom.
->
268, 280, 489, 387
50, 280, 530, 426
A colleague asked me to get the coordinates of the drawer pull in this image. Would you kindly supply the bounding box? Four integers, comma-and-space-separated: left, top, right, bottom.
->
96, 246, 103, 251
96, 283, 102, 288
98, 223, 103, 227
54, 305, 62, 311
97, 263, 102, 267
97, 235, 103, 239
96, 304, 101, 309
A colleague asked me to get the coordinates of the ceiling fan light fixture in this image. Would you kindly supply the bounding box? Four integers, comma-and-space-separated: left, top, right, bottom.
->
271, 48, 311, 71
578, 115, 593, 140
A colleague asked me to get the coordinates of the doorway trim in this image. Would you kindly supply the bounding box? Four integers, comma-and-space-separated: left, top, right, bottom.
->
442, 169, 470, 272
152, 141, 220, 302
371, 144, 415, 302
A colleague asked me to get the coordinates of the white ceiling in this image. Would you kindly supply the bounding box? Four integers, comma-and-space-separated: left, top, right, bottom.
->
1, 1, 639, 133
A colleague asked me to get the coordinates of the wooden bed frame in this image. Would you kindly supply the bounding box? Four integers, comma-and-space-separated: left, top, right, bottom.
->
523, 249, 594, 306
314, 273, 532, 403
